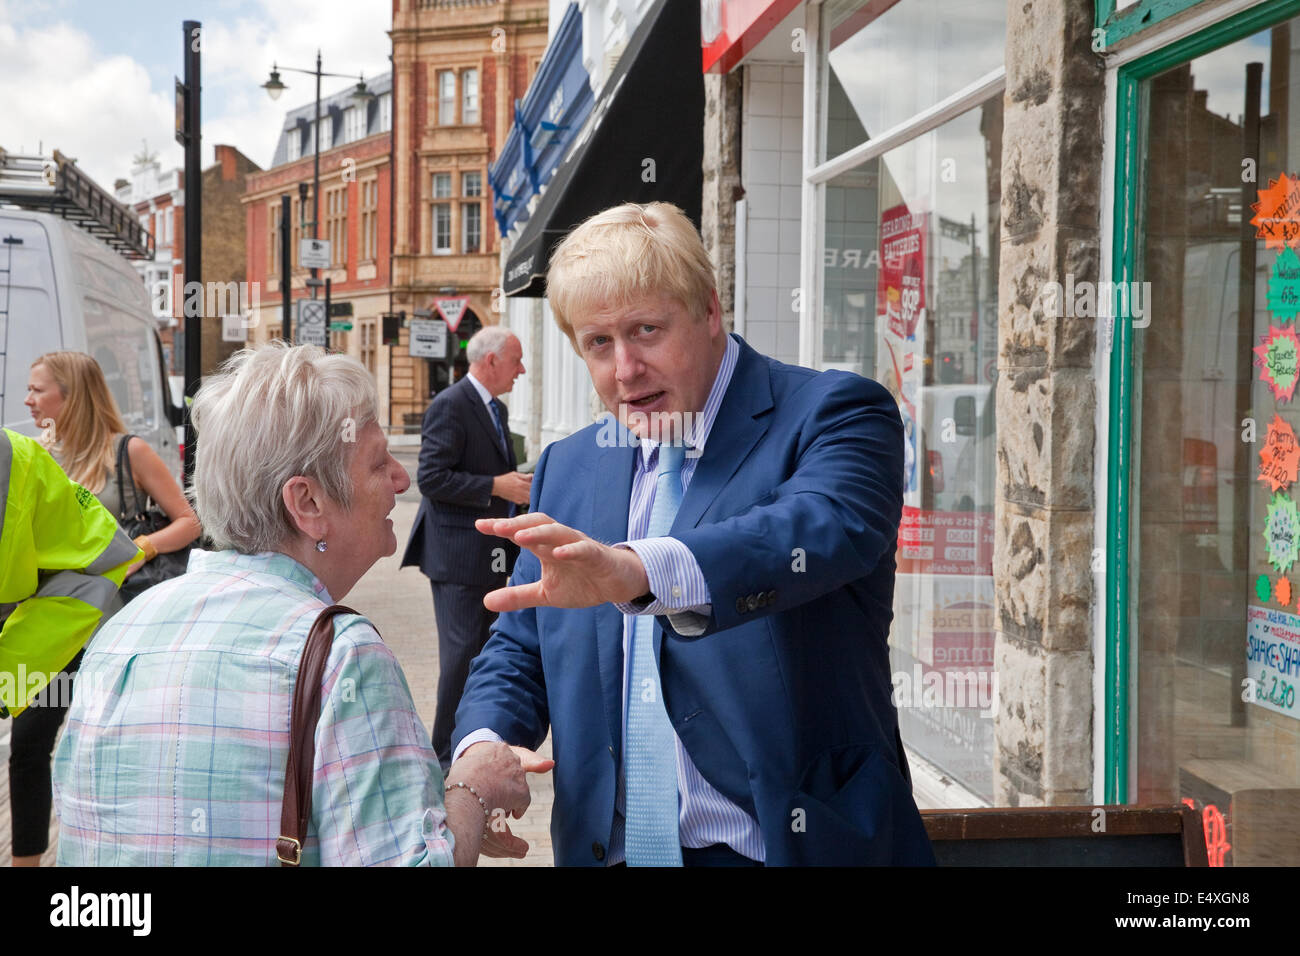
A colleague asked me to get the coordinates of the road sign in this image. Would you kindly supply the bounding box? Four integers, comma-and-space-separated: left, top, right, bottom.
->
222, 313, 248, 343
299, 238, 331, 270
409, 318, 447, 358
329, 301, 353, 317
329, 321, 353, 332
297, 298, 327, 346
436, 296, 470, 332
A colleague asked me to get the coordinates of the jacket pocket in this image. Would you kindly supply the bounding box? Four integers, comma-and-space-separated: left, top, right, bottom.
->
784, 743, 934, 866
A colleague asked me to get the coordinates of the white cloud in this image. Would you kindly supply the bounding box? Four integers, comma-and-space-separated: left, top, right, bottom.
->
0, 0, 392, 191
0, 15, 176, 188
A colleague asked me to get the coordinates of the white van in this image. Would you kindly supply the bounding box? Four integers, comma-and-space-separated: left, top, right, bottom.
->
0, 209, 182, 480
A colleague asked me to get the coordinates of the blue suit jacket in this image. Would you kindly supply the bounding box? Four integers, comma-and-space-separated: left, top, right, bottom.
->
454, 334, 935, 866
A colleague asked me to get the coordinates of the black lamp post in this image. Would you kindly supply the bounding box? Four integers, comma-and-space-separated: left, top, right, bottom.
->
263, 55, 377, 339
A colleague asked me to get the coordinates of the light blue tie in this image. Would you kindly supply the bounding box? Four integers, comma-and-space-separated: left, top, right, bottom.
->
625, 442, 686, 867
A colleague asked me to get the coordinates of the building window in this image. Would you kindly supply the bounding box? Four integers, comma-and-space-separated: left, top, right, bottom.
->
462, 171, 482, 197
345, 104, 366, 142
360, 318, 377, 376
462, 68, 480, 125
316, 114, 333, 152
326, 185, 348, 266
438, 71, 456, 125
360, 179, 378, 261
433, 204, 451, 254
462, 202, 481, 254
379, 93, 392, 132
287, 126, 301, 162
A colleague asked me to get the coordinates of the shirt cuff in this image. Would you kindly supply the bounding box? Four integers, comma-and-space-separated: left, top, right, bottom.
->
451, 728, 504, 764
613, 538, 712, 633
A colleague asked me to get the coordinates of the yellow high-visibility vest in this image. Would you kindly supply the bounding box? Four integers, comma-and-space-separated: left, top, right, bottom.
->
0, 428, 141, 716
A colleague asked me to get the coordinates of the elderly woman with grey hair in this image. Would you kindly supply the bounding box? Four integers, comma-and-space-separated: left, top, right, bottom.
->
53, 343, 550, 866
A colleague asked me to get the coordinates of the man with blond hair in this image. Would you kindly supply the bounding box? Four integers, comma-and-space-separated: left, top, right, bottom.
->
455, 203, 934, 866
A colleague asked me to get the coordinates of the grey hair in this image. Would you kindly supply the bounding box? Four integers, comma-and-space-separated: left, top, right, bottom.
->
189, 342, 378, 553
466, 325, 515, 364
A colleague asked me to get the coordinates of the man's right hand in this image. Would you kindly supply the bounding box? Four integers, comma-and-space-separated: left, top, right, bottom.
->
492, 471, 533, 506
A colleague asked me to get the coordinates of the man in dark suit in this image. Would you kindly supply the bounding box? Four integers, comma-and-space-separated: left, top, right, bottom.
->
401, 326, 531, 769
454, 203, 934, 866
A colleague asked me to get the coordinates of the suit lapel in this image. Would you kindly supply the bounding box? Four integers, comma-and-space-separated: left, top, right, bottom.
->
463, 379, 510, 467
592, 432, 637, 760
671, 336, 775, 534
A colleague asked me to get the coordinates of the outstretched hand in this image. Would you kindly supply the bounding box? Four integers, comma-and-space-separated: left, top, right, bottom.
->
476, 513, 650, 612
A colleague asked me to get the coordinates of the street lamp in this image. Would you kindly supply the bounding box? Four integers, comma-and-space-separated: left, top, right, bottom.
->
262, 53, 377, 324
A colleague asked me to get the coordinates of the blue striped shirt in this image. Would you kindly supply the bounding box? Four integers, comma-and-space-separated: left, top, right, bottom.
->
608, 334, 764, 863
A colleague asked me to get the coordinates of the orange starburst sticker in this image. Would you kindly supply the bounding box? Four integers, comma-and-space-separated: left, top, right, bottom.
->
1278, 576, 1293, 607
1259, 414, 1300, 492
1251, 174, 1300, 250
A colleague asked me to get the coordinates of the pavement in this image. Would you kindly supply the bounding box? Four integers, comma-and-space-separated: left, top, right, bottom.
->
0, 446, 555, 867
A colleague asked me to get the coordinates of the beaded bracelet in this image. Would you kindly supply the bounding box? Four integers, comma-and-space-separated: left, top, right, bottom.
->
446, 781, 491, 835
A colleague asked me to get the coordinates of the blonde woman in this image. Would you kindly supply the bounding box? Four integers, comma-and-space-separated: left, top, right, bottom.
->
8, 351, 198, 866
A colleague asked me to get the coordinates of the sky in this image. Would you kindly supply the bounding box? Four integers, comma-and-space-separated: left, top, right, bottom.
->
0, 0, 392, 189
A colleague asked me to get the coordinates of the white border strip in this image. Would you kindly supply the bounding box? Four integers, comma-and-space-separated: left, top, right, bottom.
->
806, 67, 1006, 186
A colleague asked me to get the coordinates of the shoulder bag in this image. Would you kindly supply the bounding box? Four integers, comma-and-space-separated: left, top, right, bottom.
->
116, 434, 190, 600
277, 604, 371, 866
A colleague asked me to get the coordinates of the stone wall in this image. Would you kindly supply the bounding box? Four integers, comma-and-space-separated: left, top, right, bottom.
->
701, 70, 742, 329
993, 0, 1104, 805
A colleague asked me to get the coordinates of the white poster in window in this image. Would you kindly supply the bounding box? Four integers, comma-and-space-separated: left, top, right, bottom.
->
1245, 604, 1300, 720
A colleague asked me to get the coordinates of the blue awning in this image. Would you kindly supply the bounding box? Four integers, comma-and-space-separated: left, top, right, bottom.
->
489, 3, 591, 238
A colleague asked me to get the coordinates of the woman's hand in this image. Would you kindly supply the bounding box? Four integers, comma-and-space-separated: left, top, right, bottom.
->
126, 437, 201, 552
444, 741, 553, 865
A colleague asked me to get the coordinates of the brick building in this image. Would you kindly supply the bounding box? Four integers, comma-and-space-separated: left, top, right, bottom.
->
389, 0, 549, 430
116, 143, 260, 377
242, 74, 395, 423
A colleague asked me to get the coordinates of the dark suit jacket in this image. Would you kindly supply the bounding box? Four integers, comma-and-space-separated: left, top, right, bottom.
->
454, 334, 935, 866
400, 375, 518, 588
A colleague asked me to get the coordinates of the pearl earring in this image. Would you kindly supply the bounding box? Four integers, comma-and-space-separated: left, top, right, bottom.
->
316, 539, 328, 553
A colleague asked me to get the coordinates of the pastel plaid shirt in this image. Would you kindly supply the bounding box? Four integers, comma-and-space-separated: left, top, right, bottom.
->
53, 549, 454, 866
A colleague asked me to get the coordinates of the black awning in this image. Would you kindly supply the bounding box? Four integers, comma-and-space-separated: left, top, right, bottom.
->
502, 0, 704, 297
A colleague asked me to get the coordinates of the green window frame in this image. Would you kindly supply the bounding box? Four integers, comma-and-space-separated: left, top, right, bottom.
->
1106, 0, 1300, 803
1095, 0, 1216, 50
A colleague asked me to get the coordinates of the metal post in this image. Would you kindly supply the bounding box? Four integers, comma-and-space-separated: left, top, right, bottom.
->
280, 194, 291, 341
324, 277, 331, 352
182, 19, 202, 484
312, 50, 321, 301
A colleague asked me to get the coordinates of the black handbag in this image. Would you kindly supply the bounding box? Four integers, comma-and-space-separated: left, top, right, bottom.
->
116, 434, 190, 601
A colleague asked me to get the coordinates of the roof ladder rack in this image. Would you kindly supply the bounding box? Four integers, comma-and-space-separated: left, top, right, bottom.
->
0, 148, 154, 260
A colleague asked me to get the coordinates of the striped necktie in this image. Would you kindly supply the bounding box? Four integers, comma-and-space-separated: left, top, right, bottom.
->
624, 442, 686, 866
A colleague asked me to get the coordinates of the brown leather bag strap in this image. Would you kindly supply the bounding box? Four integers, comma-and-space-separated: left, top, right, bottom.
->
276, 603, 364, 866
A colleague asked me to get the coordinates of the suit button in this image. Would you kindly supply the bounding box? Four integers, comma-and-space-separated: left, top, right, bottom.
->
736, 597, 747, 614
592, 842, 606, 861
755, 591, 768, 608
608, 745, 615, 757
746, 594, 758, 611
766, 589, 777, 605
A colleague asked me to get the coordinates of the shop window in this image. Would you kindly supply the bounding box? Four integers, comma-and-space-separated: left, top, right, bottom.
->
815, 0, 1005, 805
820, 0, 1005, 164
1126, 13, 1300, 866
325, 186, 347, 267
